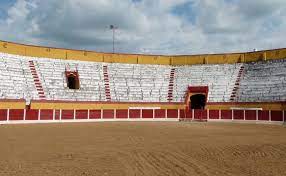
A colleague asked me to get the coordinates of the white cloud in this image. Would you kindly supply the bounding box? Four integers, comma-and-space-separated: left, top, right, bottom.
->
0, 0, 286, 55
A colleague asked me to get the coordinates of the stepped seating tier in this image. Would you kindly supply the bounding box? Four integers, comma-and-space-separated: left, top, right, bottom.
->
237, 59, 286, 102
0, 52, 285, 103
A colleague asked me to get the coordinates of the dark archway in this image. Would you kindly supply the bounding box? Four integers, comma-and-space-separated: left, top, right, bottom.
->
190, 94, 206, 109
67, 75, 76, 89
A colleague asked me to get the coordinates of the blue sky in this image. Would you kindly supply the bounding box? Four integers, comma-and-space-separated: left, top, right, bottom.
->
0, 0, 286, 55
0, 0, 15, 18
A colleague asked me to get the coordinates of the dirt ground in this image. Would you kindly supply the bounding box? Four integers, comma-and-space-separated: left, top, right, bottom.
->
0, 122, 285, 176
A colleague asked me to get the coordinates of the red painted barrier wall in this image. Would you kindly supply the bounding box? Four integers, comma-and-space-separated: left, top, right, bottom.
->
233, 110, 244, 120
0, 108, 284, 123
40, 110, 53, 120
26, 109, 38, 120
271, 111, 283, 121
186, 110, 192, 119
179, 109, 185, 118
155, 109, 165, 118
142, 109, 153, 118
76, 110, 88, 119
9, 109, 24, 120
103, 110, 114, 119
167, 109, 178, 118
61, 110, 74, 120
54, 110, 60, 120
221, 110, 232, 120
129, 109, 140, 118
194, 110, 200, 120
116, 110, 128, 119
209, 110, 219, 119
89, 110, 101, 119
245, 110, 256, 120
194, 110, 207, 120
258, 110, 269, 121
0, 109, 7, 121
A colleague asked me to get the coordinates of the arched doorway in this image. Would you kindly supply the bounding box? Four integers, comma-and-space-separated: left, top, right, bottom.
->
65, 70, 80, 90
67, 75, 76, 89
190, 94, 206, 109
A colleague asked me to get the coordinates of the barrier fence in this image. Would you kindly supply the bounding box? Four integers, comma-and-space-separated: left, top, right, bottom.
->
183, 109, 285, 122
0, 109, 285, 123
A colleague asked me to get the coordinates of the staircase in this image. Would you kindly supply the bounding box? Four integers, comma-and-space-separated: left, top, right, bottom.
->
230, 65, 245, 101
28, 61, 46, 100
167, 68, 176, 102
103, 65, 111, 101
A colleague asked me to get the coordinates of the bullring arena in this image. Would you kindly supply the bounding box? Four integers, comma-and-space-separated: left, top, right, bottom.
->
0, 40, 285, 176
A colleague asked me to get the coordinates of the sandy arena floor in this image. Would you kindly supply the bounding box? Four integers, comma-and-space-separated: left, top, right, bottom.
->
0, 122, 285, 176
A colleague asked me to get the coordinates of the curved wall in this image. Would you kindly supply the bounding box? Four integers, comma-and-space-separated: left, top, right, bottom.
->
1, 40, 286, 65
0, 99, 26, 109
28, 100, 285, 111
0, 40, 285, 111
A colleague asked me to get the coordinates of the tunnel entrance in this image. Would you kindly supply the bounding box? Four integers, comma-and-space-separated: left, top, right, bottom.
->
65, 70, 80, 90
67, 75, 77, 89
190, 94, 206, 110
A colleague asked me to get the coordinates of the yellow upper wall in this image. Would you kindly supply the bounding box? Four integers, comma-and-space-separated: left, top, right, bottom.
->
0, 100, 26, 109
0, 40, 286, 65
